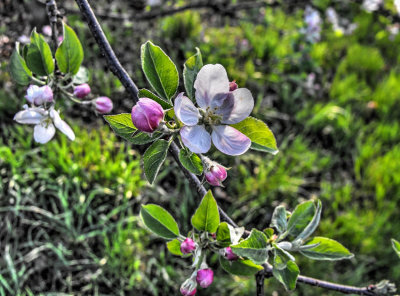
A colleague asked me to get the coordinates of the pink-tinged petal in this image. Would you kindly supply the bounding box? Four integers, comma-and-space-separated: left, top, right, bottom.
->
34, 122, 55, 144
180, 125, 211, 154
174, 93, 200, 126
14, 109, 46, 124
25, 85, 40, 104
194, 64, 229, 109
211, 125, 251, 156
220, 88, 254, 124
50, 109, 75, 141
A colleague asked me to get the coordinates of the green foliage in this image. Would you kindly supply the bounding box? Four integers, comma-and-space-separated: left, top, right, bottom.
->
178, 149, 203, 175
9, 43, 31, 85
140, 204, 180, 239
272, 261, 299, 291
270, 206, 287, 233
143, 139, 171, 184
183, 47, 203, 101
392, 239, 400, 259
25, 29, 54, 76
138, 88, 172, 109
56, 23, 84, 75
231, 229, 269, 265
300, 237, 354, 260
219, 257, 263, 276
141, 41, 179, 102
287, 201, 316, 238
167, 239, 184, 256
191, 190, 220, 233
231, 117, 278, 154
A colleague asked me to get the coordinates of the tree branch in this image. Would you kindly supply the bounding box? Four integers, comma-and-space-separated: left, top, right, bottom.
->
74, 0, 139, 101
74, 1, 394, 295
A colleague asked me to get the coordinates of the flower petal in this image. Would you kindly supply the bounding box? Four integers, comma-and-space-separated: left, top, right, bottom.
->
194, 64, 229, 109
50, 109, 75, 141
34, 122, 55, 144
220, 88, 254, 124
180, 125, 211, 154
211, 125, 251, 156
174, 92, 200, 126
14, 109, 46, 124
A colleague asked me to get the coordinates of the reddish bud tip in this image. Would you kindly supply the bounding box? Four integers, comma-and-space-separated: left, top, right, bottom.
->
180, 238, 196, 254
229, 81, 238, 91
94, 97, 113, 114
196, 269, 214, 288
205, 163, 227, 187
73, 83, 91, 98
131, 98, 164, 133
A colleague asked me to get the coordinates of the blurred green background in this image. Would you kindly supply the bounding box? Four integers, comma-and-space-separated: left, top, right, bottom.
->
1, 0, 400, 295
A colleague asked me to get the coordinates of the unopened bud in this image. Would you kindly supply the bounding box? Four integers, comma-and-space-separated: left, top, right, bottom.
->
73, 83, 91, 98
196, 269, 214, 288
131, 98, 164, 133
224, 247, 238, 261
25, 85, 54, 106
229, 80, 238, 91
94, 97, 113, 114
205, 163, 227, 187
180, 238, 196, 254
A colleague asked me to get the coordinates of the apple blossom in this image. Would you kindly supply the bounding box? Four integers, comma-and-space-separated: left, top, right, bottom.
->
25, 85, 54, 106
224, 247, 238, 261
94, 97, 113, 114
196, 268, 214, 288
174, 64, 253, 156
14, 105, 75, 144
73, 83, 91, 98
205, 163, 227, 187
131, 98, 164, 133
180, 276, 197, 296
180, 238, 196, 254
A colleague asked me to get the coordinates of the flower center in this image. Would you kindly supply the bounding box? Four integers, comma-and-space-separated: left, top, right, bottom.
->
201, 107, 222, 126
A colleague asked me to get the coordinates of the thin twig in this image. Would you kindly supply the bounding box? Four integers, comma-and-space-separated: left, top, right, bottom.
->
74, 0, 139, 101
74, 1, 392, 295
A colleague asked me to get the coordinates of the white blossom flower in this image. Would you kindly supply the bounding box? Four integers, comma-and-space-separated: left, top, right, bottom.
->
304, 6, 322, 43
174, 64, 252, 156
25, 85, 53, 106
14, 105, 75, 144
362, 0, 382, 12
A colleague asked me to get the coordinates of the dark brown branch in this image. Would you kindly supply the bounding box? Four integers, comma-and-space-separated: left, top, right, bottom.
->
74, 0, 139, 101
74, 1, 393, 295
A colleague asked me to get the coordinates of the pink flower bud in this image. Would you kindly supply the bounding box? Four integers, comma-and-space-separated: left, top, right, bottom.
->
25, 85, 54, 106
180, 238, 196, 254
224, 247, 238, 261
180, 278, 197, 296
205, 163, 227, 187
73, 83, 91, 98
42, 25, 52, 36
131, 98, 164, 133
94, 97, 113, 114
196, 269, 214, 288
229, 80, 238, 91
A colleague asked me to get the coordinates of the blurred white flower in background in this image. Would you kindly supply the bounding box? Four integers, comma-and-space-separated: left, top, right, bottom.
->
304, 6, 322, 43
326, 7, 358, 36
362, 0, 383, 12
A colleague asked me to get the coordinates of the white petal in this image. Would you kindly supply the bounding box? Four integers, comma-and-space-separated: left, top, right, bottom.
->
194, 64, 230, 109
34, 122, 55, 144
220, 88, 254, 124
174, 93, 200, 126
180, 125, 211, 154
50, 109, 75, 141
211, 125, 251, 156
14, 109, 46, 124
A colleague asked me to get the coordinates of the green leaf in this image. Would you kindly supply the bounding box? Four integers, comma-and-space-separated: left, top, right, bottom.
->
26, 29, 54, 76
231, 229, 269, 265
104, 113, 162, 145
287, 201, 315, 238
230, 117, 278, 154
191, 190, 220, 233
294, 200, 322, 242
140, 204, 180, 239
73, 66, 89, 84
143, 139, 171, 184
263, 228, 274, 239
272, 260, 299, 290
270, 206, 287, 234
273, 244, 295, 270
141, 41, 179, 101
9, 43, 32, 85
56, 23, 84, 75
300, 237, 354, 260
216, 222, 231, 247
183, 47, 203, 101
179, 149, 203, 175
219, 257, 263, 276
138, 88, 172, 109
392, 239, 400, 259
167, 239, 183, 256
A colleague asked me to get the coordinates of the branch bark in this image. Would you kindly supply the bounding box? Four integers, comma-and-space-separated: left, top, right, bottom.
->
74, 1, 392, 295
